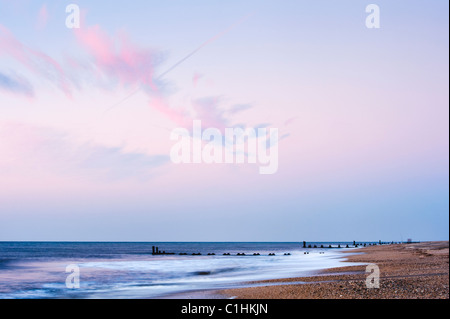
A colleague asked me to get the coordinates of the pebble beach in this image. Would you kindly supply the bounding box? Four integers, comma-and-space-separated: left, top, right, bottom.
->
219, 241, 449, 299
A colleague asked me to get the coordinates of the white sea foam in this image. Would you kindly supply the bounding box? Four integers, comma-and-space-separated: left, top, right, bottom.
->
0, 242, 364, 299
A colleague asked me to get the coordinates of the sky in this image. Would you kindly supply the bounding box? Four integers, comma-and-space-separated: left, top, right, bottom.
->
0, 0, 448, 242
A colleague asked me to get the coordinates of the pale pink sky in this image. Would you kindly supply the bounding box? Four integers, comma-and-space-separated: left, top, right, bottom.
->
0, 0, 448, 241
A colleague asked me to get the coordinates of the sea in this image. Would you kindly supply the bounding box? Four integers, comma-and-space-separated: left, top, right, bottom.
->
0, 242, 367, 299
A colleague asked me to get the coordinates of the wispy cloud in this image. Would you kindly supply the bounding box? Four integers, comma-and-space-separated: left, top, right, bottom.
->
0, 24, 72, 97
149, 95, 252, 133
0, 122, 170, 181
227, 104, 253, 115
73, 25, 163, 92
0, 23, 165, 98
192, 73, 203, 88
0, 71, 34, 97
192, 97, 229, 130
0, 19, 289, 138
36, 4, 49, 30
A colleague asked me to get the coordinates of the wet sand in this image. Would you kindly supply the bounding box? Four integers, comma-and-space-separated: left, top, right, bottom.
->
218, 241, 449, 299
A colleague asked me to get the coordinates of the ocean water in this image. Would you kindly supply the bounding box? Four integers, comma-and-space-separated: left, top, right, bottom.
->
0, 242, 365, 299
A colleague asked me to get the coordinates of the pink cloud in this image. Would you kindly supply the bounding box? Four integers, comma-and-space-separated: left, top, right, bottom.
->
74, 25, 159, 91
0, 25, 72, 97
0, 23, 162, 98
192, 73, 203, 88
149, 95, 238, 133
0, 21, 268, 134
191, 97, 228, 130
149, 96, 190, 128
37, 4, 49, 30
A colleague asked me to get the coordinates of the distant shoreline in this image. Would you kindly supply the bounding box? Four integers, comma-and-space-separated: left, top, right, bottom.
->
213, 241, 449, 299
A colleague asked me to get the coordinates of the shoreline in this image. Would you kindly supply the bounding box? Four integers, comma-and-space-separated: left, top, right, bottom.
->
209, 241, 449, 299
157, 248, 363, 299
